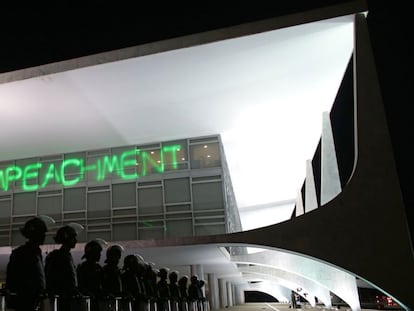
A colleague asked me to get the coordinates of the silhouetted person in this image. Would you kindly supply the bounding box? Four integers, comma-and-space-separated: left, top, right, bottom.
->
136, 257, 149, 311
144, 262, 159, 311
157, 267, 171, 311
121, 254, 147, 311
178, 276, 189, 311
291, 291, 297, 309
45, 225, 81, 311
169, 271, 180, 311
5, 217, 48, 311
77, 239, 104, 311
188, 275, 205, 311
102, 244, 123, 297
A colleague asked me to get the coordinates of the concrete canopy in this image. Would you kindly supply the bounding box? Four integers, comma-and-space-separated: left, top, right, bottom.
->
3, 3, 402, 311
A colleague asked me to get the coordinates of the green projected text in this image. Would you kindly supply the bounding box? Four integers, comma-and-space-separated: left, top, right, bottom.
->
0, 145, 182, 192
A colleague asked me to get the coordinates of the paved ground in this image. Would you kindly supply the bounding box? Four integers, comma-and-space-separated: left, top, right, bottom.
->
214, 302, 377, 311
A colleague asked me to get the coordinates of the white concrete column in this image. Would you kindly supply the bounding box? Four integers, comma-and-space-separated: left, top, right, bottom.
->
219, 279, 228, 308
191, 264, 204, 279
208, 273, 219, 310
295, 189, 304, 217
305, 159, 318, 212
227, 282, 233, 307
234, 284, 245, 305
321, 111, 342, 205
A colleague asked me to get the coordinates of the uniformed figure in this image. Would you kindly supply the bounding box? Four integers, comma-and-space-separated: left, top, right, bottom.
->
136, 257, 149, 311
5, 217, 48, 311
157, 267, 171, 311
102, 244, 123, 297
291, 291, 297, 309
45, 225, 81, 311
168, 271, 180, 311
77, 239, 104, 311
121, 254, 147, 311
178, 276, 189, 311
188, 275, 205, 311
144, 263, 159, 311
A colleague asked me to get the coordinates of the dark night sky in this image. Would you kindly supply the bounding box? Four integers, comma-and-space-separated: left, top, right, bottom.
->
0, 1, 369, 73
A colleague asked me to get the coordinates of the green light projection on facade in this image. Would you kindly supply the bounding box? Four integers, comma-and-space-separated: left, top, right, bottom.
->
0, 145, 182, 192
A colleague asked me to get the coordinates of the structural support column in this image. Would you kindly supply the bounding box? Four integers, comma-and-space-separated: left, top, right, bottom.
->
234, 284, 245, 305
305, 160, 318, 212
321, 111, 341, 205
208, 273, 219, 310
219, 279, 228, 308
227, 282, 233, 307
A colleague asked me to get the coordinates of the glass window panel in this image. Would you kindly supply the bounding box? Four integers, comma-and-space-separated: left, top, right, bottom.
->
85, 156, 103, 182
192, 182, 224, 210
165, 204, 191, 213
63, 211, 86, 221
138, 227, 164, 240
163, 140, 188, 171
195, 224, 225, 236
111, 146, 138, 180
13, 192, 36, 215
137, 148, 162, 177
87, 191, 111, 218
190, 142, 221, 169
64, 187, 86, 211
38, 195, 62, 222
138, 187, 163, 214
195, 217, 225, 224
0, 162, 14, 192
164, 178, 190, 204
14, 158, 38, 190
0, 236, 10, 247
113, 183, 136, 207
166, 212, 192, 219
64, 152, 86, 183
38, 160, 61, 188
0, 200, 11, 224
166, 219, 193, 238
113, 209, 137, 217
113, 223, 137, 241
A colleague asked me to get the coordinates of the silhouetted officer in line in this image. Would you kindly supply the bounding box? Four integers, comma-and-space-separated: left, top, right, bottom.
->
121, 254, 147, 311
157, 267, 171, 311
144, 262, 159, 311
45, 225, 81, 311
5, 217, 49, 311
136, 257, 149, 311
188, 275, 205, 311
77, 239, 105, 311
102, 244, 124, 297
169, 271, 181, 311
178, 276, 189, 311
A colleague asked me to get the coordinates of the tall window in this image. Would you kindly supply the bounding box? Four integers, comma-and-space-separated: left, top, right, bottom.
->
190, 142, 221, 169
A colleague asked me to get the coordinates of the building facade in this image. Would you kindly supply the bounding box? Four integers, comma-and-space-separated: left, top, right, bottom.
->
0, 134, 241, 246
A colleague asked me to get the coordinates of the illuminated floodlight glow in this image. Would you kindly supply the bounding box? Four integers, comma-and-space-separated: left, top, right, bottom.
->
0, 15, 355, 230
0, 145, 182, 192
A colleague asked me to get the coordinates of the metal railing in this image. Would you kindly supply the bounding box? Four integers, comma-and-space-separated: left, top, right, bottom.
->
0, 293, 209, 311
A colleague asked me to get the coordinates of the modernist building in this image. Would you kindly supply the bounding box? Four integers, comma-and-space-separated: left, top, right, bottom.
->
0, 1, 413, 311
0, 135, 241, 246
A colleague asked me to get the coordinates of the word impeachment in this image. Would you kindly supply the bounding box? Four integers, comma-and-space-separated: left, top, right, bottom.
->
0, 145, 182, 192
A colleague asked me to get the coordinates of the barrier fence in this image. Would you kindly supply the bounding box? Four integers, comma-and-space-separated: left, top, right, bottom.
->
0, 294, 209, 311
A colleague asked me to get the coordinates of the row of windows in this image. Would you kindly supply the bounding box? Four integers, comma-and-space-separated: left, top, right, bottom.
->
0, 176, 227, 246
0, 137, 222, 193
